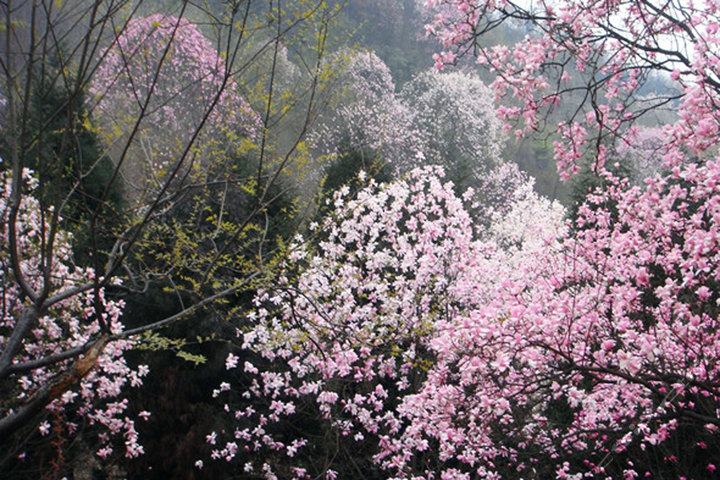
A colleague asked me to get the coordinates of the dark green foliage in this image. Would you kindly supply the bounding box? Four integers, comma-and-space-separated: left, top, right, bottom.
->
505, 136, 568, 203
2, 75, 126, 267
129, 153, 297, 298
121, 287, 236, 480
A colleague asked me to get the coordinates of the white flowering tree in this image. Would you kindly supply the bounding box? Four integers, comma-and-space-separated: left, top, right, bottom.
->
400, 69, 504, 190
310, 49, 423, 171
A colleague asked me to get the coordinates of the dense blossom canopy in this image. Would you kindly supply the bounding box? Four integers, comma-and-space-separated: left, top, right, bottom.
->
212, 149, 720, 477
7, 1, 720, 477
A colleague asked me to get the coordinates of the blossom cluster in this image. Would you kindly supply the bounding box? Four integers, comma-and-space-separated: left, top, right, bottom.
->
0, 169, 148, 458
309, 49, 423, 169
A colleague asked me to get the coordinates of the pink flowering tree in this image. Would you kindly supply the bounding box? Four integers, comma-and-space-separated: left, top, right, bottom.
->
210, 167, 487, 477
473, 161, 528, 221
397, 68, 513, 226
616, 125, 667, 183
424, 0, 720, 180
0, 168, 149, 460
195, 1, 720, 477
485, 174, 566, 251
89, 14, 260, 198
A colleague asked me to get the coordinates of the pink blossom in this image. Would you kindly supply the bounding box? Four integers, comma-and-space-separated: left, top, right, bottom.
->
38, 421, 51, 436
225, 353, 239, 370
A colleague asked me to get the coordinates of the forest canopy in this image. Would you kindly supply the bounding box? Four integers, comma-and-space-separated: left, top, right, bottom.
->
2, 0, 720, 479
